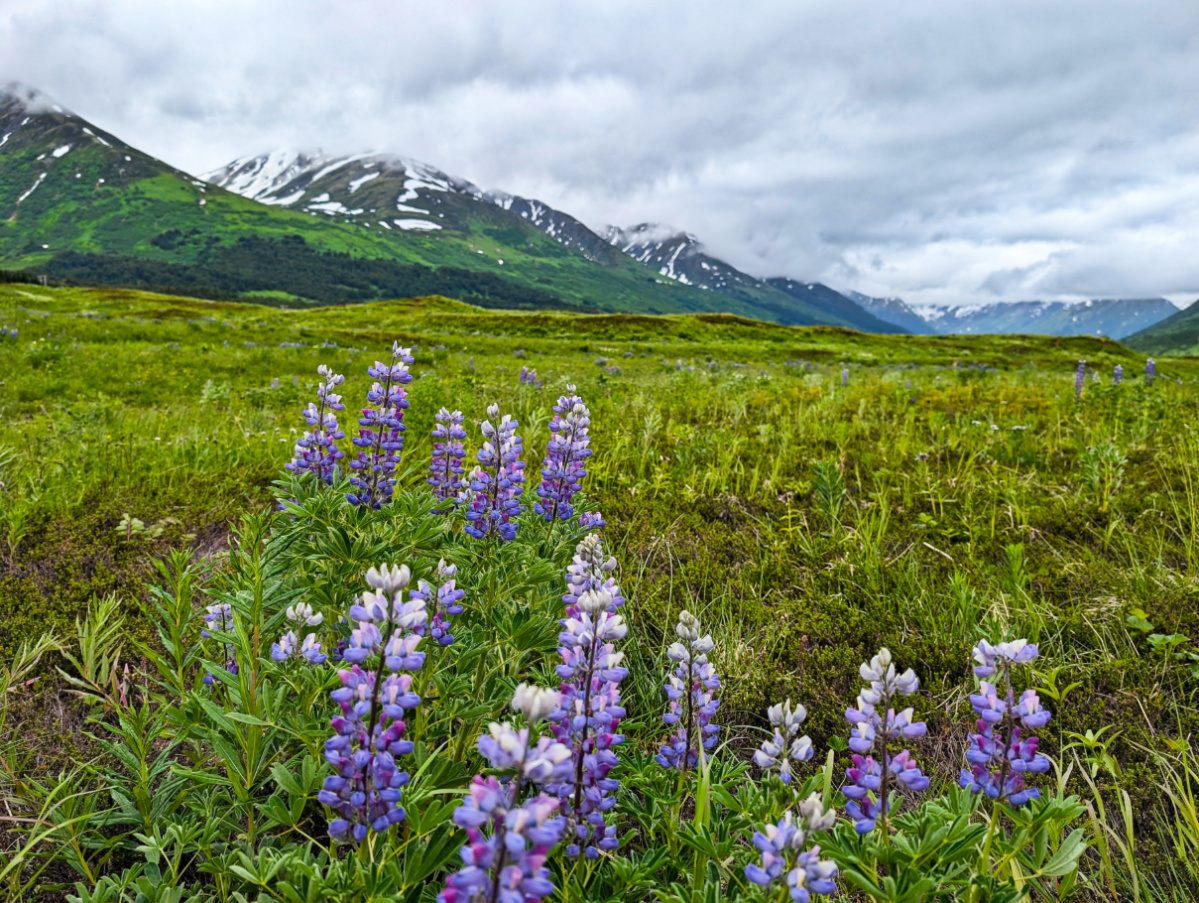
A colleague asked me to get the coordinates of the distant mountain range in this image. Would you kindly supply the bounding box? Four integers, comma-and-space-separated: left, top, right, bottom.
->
1, 82, 1187, 341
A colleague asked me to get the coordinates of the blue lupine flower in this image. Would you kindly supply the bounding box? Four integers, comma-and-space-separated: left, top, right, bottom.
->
841, 648, 927, 832
409, 559, 465, 646
1114, 364, 1123, 386
744, 798, 838, 902
428, 408, 468, 504
319, 564, 426, 841
438, 688, 571, 903
657, 610, 721, 772
563, 534, 624, 616
1146, 358, 1155, 385
534, 388, 593, 523
285, 365, 346, 483
841, 368, 849, 387
464, 404, 526, 541
960, 638, 1051, 807
754, 700, 814, 785
1074, 360, 1086, 400
518, 366, 543, 388
347, 344, 413, 508
545, 540, 629, 857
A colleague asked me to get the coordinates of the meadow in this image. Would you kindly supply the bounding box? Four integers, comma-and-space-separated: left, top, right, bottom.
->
1, 282, 1198, 902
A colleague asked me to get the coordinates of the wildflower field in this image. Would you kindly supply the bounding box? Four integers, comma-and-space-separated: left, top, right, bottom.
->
2, 282, 1199, 902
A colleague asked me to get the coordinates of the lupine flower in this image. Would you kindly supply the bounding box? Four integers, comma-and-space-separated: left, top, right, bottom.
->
576, 510, 606, 534
464, 404, 525, 541
1113, 364, 1123, 386
960, 638, 1051, 807
428, 409, 468, 504
657, 610, 721, 772
841, 368, 849, 387
1146, 358, 1155, 386
518, 366, 543, 388
841, 648, 927, 833
271, 630, 327, 664
286, 364, 346, 483
535, 388, 593, 523
200, 602, 238, 687
744, 796, 839, 903
563, 535, 624, 617
286, 602, 324, 627
409, 559, 466, 646
754, 700, 814, 785
347, 344, 413, 508
438, 689, 571, 903
1074, 360, 1086, 400
545, 541, 629, 857
319, 563, 426, 841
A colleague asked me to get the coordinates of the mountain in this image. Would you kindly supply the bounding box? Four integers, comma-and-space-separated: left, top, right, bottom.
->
599, 223, 907, 332
765, 279, 906, 335
844, 291, 936, 335
1123, 300, 1199, 355
912, 298, 1177, 339
1, 83, 876, 326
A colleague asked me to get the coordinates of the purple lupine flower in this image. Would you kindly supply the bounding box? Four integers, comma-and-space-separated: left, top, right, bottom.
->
518, 366, 543, 388
272, 602, 327, 664
428, 408, 468, 505
1146, 358, 1156, 386
1074, 360, 1086, 400
285, 364, 346, 483
841, 368, 849, 387
1113, 364, 1123, 386
960, 638, 1051, 807
438, 689, 571, 903
464, 404, 526, 541
319, 564, 426, 841
409, 559, 466, 646
841, 648, 927, 833
545, 544, 629, 857
535, 388, 593, 523
563, 534, 624, 618
754, 700, 814, 785
200, 602, 238, 687
579, 510, 606, 531
744, 797, 838, 902
657, 610, 721, 772
347, 344, 413, 508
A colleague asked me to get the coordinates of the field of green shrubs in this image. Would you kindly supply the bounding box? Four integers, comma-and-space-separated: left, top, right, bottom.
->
2, 283, 1198, 902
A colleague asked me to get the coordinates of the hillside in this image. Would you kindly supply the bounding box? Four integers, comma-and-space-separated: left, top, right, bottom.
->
1124, 299, 1199, 355
0, 83, 857, 326
844, 290, 936, 334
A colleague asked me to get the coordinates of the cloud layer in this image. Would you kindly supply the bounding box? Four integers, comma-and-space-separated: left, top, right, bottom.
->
3, 0, 1196, 306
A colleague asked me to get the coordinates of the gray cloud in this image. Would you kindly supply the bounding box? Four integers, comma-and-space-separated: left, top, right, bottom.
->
2, 0, 1196, 306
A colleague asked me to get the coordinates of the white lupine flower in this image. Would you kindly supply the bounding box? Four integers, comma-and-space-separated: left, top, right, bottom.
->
365, 563, 410, 596
286, 602, 324, 626
511, 683, 562, 723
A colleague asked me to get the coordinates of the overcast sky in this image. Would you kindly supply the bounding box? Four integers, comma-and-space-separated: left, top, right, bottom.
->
3, 0, 1197, 307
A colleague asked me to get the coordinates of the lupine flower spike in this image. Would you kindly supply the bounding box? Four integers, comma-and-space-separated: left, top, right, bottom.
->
754, 700, 814, 785
201, 602, 238, 686
535, 387, 593, 523
519, 366, 543, 388
347, 343, 413, 508
657, 610, 721, 772
272, 601, 327, 664
1146, 358, 1156, 386
546, 537, 629, 857
286, 364, 346, 483
1074, 360, 1086, 400
842, 648, 928, 833
409, 559, 466, 646
1113, 364, 1123, 386
428, 408, 468, 505
745, 795, 839, 903
438, 687, 571, 903
960, 639, 1050, 806
841, 368, 849, 387
319, 564, 426, 841
464, 404, 526, 541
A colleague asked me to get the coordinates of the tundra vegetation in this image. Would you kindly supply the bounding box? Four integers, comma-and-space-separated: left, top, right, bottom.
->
1, 283, 1198, 902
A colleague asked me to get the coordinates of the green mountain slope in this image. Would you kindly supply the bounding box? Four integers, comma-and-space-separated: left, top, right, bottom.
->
0, 84, 862, 326
1123, 299, 1199, 355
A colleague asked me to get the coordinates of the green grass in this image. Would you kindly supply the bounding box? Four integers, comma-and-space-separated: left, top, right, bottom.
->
3, 283, 1199, 898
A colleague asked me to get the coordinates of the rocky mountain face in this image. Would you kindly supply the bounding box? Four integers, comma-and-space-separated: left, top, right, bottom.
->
913, 298, 1178, 339
844, 291, 936, 335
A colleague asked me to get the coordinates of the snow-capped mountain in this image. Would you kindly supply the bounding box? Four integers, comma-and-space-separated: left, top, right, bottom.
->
910, 298, 1177, 339
601, 223, 764, 291
844, 291, 935, 335
203, 149, 620, 263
